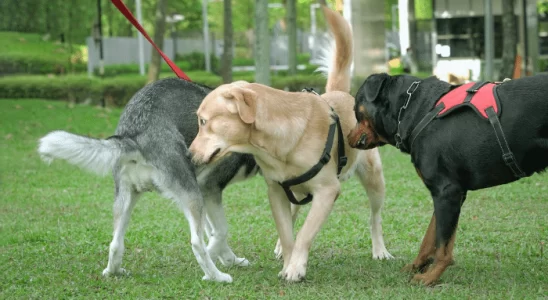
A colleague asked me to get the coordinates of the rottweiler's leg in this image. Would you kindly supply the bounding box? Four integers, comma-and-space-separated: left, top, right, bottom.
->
411, 186, 465, 286
401, 213, 436, 273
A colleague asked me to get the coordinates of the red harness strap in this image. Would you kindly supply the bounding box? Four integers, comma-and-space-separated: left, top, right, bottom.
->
110, 0, 191, 81
436, 82, 499, 119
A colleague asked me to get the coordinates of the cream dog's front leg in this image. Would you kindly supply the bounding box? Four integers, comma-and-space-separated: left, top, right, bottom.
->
281, 182, 340, 282
266, 181, 295, 273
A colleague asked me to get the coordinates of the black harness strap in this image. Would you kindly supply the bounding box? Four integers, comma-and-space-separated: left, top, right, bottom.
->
485, 107, 526, 178
409, 103, 445, 150
464, 81, 489, 103
279, 112, 347, 206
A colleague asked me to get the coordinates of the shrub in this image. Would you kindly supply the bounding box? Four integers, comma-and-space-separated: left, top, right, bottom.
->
0, 72, 329, 107
93, 61, 193, 77
175, 52, 220, 73
0, 75, 100, 102
0, 53, 87, 76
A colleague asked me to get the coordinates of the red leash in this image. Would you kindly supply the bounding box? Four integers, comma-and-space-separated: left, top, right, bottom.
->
110, 0, 191, 81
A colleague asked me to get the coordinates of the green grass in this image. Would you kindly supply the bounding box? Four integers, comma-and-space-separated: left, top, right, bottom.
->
1, 99, 547, 298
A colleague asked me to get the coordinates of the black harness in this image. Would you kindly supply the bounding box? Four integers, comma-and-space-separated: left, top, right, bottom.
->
278, 88, 348, 205
396, 81, 526, 178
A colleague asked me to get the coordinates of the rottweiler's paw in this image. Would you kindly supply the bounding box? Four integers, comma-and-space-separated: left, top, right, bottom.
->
401, 263, 419, 273
410, 273, 439, 286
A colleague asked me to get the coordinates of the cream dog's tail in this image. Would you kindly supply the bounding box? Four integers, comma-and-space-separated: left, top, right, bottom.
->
316, 3, 353, 93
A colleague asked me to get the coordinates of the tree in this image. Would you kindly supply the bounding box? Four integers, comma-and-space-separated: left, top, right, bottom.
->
254, 0, 270, 85
286, 0, 297, 75
500, 0, 517, 79
147, 0, 168, 83
221, 0, 233, 83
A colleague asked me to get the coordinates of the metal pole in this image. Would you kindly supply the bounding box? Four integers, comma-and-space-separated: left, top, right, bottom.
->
172, 24, 177, 61
97, 0, 104, 77
97, 0, 105, 107
392, 4, 398, 33
202, 0, 211, 72
484, 0, 494, 81
398, 0, 409, 56
135, 0, 145, 75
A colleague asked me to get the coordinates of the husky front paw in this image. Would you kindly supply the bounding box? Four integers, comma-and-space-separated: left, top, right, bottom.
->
219, 256, 250, 267
273, 239, 283, 260
372, 247, 394, 260
102, 267, 128, 277
202, 272, 233, 283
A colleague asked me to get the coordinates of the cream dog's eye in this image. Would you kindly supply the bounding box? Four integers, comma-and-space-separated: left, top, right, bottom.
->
200, 118, 206, 126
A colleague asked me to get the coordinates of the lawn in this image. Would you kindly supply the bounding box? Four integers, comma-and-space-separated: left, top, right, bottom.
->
0, 99, 547, 299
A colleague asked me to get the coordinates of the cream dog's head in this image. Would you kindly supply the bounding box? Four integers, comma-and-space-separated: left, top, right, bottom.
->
189, 81, 257, 165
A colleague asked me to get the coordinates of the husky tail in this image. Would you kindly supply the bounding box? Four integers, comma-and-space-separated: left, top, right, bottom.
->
38, 131, 125, 176
317, 2, 353, 93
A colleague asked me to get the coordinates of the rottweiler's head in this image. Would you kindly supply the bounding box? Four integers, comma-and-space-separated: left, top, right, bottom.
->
348, 73, 397, 150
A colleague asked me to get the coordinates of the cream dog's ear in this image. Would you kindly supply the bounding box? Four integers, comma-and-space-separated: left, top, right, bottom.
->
221, 87, 257, 124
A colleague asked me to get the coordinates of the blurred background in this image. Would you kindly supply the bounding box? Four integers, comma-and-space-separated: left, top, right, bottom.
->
0, 0, 546, 107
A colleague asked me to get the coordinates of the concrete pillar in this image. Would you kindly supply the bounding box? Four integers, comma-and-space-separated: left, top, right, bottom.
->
351, 0, 387, 80
525, 0, 539, 74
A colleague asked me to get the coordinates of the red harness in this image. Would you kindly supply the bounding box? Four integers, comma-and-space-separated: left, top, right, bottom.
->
436, 82, 500, 119
407, 81, 526, 178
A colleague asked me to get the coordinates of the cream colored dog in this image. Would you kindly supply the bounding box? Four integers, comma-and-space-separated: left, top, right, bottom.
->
190, 5, 392, 281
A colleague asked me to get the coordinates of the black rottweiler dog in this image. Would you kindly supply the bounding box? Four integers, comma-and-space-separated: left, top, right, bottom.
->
348, 73, 548, 285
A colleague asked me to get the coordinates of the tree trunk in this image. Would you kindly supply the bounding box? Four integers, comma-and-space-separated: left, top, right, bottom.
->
221, 0, 233, 83
286, 0, 297, 75
254, 0, 270, 85
124, 0, 135, 37
147, 0, 168, 83
500, 0, 516, 79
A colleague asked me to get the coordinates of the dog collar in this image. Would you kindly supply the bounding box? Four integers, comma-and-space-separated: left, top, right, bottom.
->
394, 81, 421, 150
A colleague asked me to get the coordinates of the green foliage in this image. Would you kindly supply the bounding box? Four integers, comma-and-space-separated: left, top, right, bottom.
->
415, 0, 433, 20
93, 61, 192, 77
539, 0, 548, 15
175, 52, 220, 74
208, 0, 338, 34
0, 32, 87, 75
385, 0, 398, 30
0, 75, 100, 103
0, 0, 206, 44
0, 71, 327, 106
0, 0, 96, 45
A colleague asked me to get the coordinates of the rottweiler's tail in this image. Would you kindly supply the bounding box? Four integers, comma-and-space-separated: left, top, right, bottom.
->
316, 4, 353, 93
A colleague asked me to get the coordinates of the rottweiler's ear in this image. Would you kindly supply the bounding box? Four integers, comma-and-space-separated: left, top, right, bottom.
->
364, 73, 388, 102
222, 87, 257, 124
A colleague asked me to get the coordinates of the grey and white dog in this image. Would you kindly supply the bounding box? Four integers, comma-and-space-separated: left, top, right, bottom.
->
38, 79, 258, 282
38, 73, 392, 283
